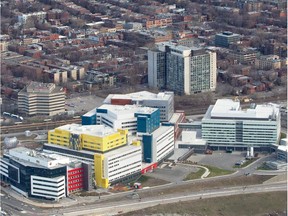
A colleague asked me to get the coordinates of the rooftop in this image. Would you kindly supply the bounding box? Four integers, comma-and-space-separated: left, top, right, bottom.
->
204, 99, 280, 120
278, 145, 288, 152
54, 124, 117, 137
8, 147, 72, 169
216, 31, 240, 37
151, 125, 174, 138
104, 91, 173, 103
82, 109, 96, 117
26, 82, 55, 93
99, 143, 141, 158
97, 104, 158, 119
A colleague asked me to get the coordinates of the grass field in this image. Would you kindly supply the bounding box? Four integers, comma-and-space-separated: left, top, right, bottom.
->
257, 162, 274, 170
121, 191, 287, 216
204, 165, 234, 177
136, 175, 274, 200
183, 168, 206, 181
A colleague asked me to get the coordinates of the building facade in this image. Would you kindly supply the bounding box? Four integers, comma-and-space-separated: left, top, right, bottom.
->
103, 91, 174, 122
202, 99, 281, 151
94, 105, 160, 135
18, 82, 65, 116
94, 143, 142, 188
214, 31, 240, 48
255, 55, 282, 70
148, 42, 217, 95
148, 50, 166, 89
229, 48, 259, 65
0, 147, 91, 200
48, 124, 128, 153
142, 125, 175, 163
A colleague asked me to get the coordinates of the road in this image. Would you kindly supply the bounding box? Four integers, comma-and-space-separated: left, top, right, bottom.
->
62, 182, 287, 216
1, 153, 286, 216
2, 182, 285, 216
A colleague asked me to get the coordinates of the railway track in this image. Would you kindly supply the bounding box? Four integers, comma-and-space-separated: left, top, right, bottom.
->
1, 119, 82, 134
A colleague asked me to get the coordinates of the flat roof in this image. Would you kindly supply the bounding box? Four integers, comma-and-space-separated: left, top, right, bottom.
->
204, 99, 279, 120
8, 147, 73, 169
104, 91, 173, 103
216, 31, 240, 37
278, 145, 288, 152
152, 125, 173, 138
98, 104, 158, 116
99, 144, 141, 158
83, 109, 96, 117
169, 113, 183, 124
54, 124, 118, 137
157, 41, 191, 51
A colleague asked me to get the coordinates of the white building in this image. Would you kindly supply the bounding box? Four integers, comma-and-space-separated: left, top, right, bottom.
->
103, 91, 174, 122
277, 145, 287, 162
18, 82, 65, 116
142, 126, 175, 163
17, 12, 47, 24
0, 147, 70, 200
148, 42, 217, 95
202, 99, 281, 151
31, 175, 66, 200
95, 104, 159, 135
94, 144, 142, 188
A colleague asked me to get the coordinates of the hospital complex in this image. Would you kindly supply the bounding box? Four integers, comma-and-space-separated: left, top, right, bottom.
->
0, 91, 284, 201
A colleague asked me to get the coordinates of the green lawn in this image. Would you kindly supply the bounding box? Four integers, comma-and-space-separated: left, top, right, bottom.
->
121, 191, 287, 216
257, 162, 274, 170
280, 132, 287, 139
183, 165, 234, 180
204, 165, 234, 177
183, 168, 206, 181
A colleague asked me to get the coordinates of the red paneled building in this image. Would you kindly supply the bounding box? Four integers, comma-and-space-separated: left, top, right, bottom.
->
67, 167, 84, 193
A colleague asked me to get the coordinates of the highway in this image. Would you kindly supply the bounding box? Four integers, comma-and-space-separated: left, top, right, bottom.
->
1, 182, 286, 216
1, 153, 286, 216
63, 182, 287, 216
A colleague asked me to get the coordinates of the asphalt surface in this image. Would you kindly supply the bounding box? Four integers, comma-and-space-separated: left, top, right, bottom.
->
62, 182, 287, 216
1, 153, 285, 216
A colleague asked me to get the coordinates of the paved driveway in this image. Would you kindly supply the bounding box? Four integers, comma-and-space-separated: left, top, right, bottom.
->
188, 151, 247, 171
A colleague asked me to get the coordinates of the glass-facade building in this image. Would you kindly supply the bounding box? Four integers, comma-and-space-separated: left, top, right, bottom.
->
202, 99, 281, 151
148, 42, 217, 95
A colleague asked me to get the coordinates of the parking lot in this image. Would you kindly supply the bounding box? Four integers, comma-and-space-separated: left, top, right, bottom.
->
66, 94, 105, 113
188, 151, 247, 171
145, 151, 248, 183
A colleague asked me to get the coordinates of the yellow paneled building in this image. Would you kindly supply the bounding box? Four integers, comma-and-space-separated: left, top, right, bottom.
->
94, 141, 142, 188
48, 124, 128, 153
47, 124, 142, 189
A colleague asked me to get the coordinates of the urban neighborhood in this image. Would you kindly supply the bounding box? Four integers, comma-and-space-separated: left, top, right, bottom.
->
0, 0, 287, 215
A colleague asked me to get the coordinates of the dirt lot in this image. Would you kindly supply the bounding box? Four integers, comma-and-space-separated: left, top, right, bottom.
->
145, 164, 199, 183
121, 191, 287, 216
